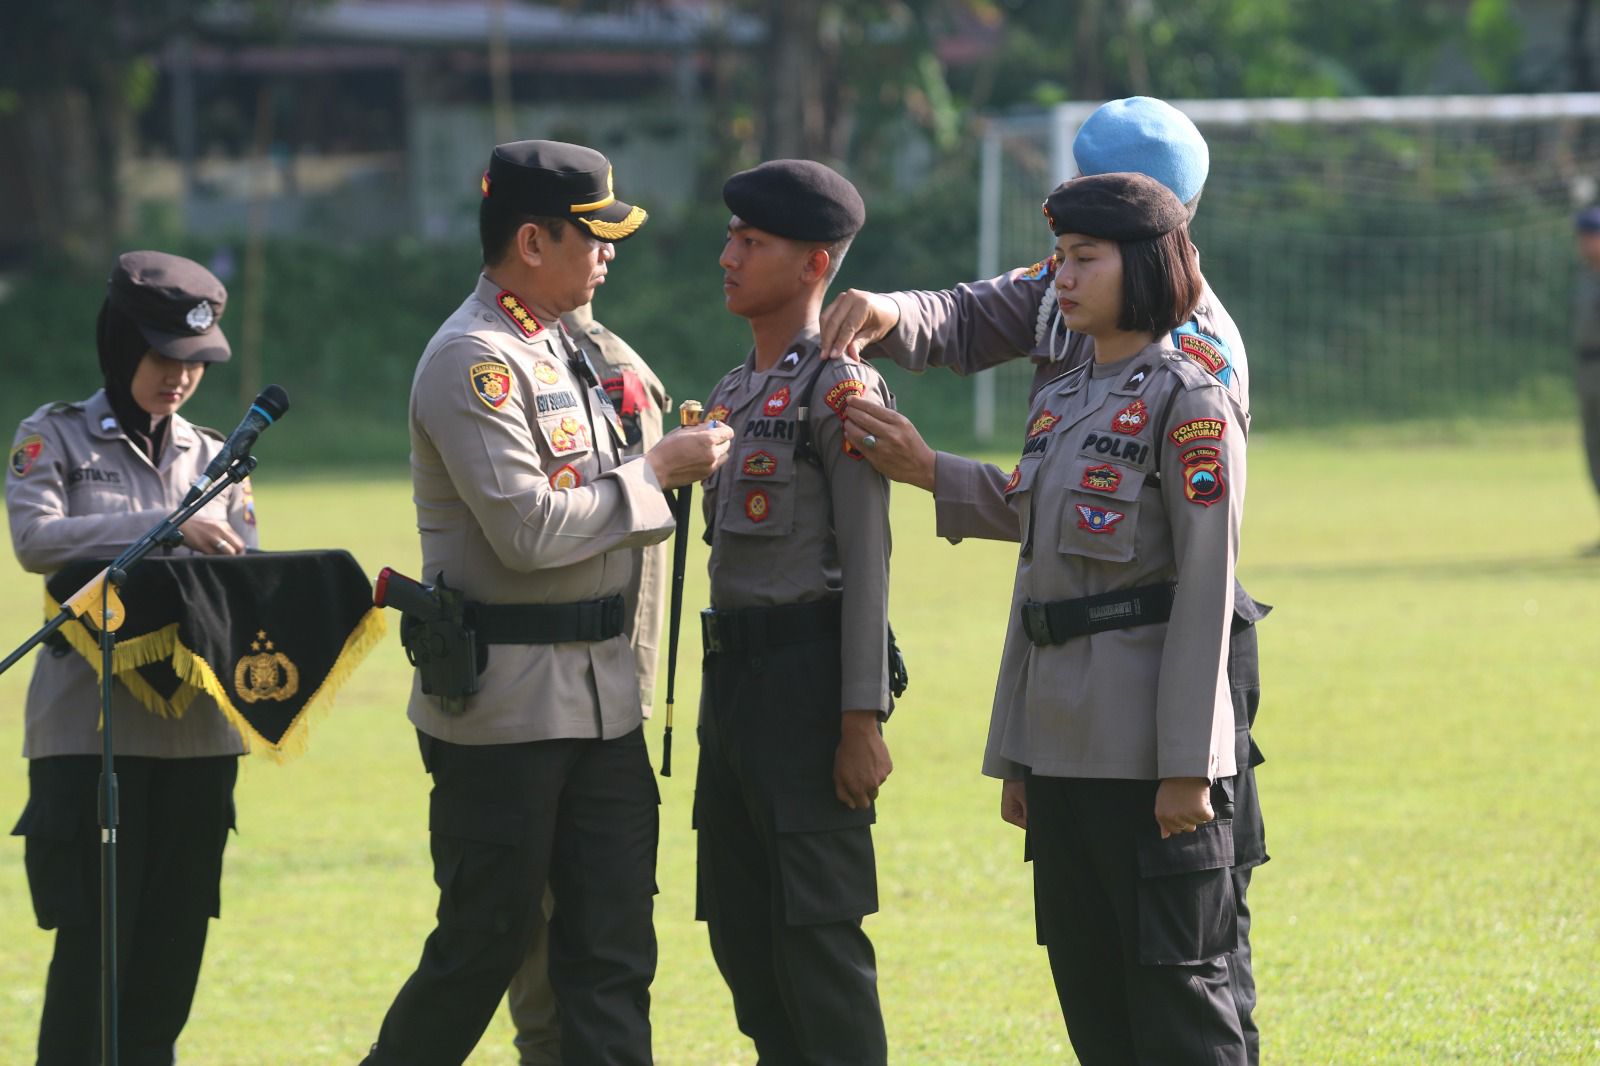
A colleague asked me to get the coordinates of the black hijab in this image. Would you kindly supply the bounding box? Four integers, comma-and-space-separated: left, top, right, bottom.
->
96, 300, 172, 461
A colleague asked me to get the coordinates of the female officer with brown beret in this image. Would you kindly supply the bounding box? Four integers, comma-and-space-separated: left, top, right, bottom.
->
6, 250, 257, 1064
972, 173, 1250, 1064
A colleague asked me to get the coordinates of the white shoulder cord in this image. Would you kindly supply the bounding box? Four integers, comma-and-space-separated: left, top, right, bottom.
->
1034, 286, 1071, 362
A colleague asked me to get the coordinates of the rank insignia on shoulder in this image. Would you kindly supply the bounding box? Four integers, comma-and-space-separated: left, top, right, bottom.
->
1080, 464, 1121, 493
1172, 322, 1233, 385
744, 488, 770, 522
1017, 253, 1061, 281
1122, 365, 1150, 390
1181, 448, 1226, 507
496, 290, 544, 338
1075, 504, 1126, 534
550, 463, 582, 490
1028, 410, 1060, 438
1003, 465, 1022, 494
9, 434, 43, 477
534, 362, 561, 386
1169, 418, 1226, 446
470, 362, 514, 411
780, 350, 801, 370
706, 404, 731, 424
825, 378, 867, 415
1112, 399, 1149, 435
743, 450, 777, 477
763, 387, 791, 417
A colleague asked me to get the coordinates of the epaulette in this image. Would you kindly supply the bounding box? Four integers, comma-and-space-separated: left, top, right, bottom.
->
1159, 350, 1223, 392
46, 401, 79, 415
1171, 321, 1234, 386
195, 425, 227, 442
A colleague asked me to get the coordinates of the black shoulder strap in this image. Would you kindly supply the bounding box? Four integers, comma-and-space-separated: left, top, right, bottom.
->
792, 356, 836, 470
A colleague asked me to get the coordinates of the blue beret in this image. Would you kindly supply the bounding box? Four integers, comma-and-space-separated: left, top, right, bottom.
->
1073, 97, 1209, 206
723, 160, 865, 242
1577, 206, 1600, 233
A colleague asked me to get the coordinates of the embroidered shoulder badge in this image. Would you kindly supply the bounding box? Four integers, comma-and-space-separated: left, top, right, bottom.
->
1112, 399, 1148, 435
496, 290, 544, 338
744, 488, 770, 523
825, 378, 867, 415
1172, 322, 1233, 386
743, 450, 777, 477
1075, 504, 1125, 534
1017, 253, 1061, 281
10, 434, 44, 477
1080, 464, 1121, 493
550, 463, 582, 489
470, 362, 514, 410
763, 387, 791, 417
1181, 446, 1226, 507
1028, 410, 1060, 438
1169, 418, 1226, 447
534, 362, 561, 386
1003, 465, 1022, 494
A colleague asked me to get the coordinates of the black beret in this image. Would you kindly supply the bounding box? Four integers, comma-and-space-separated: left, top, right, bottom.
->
722, 159, 865, 242
1042, 172, 1189, 242
483, 139, 647, 242
106, 251, 231, 363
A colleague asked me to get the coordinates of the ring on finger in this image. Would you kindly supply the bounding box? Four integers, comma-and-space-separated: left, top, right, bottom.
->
862, 433, 878, 449
214, 539, 230, 552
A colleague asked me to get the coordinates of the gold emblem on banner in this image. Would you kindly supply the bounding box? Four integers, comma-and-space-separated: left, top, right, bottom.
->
234, 629, 300, 703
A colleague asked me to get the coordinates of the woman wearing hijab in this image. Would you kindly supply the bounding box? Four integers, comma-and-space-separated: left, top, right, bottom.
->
979, 174, 1250, 1065
6, 251, 258, 1064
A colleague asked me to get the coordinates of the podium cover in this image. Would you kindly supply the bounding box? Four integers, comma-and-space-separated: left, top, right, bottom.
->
45, 551, 387, 760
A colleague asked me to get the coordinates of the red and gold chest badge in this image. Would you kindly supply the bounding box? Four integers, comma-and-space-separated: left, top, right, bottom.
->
1170, 417, 1226, 447
763, 387, 791, 417
548, 416, 589, 454
1181, 446, 1226, 507
743, 450, 778, 477
533, 362, 561, 386
706, 404, 731, 424
1112, 399, 1149, 435
1003, 465, 1022, 494
824, 378, 867, 415
1080, 464, 1121, 493
495, 290, 544, 338
549, 463, 582, 490
470, 362, 514, 411
1028, 410, 1060, 438
744, 488, 771, 523
9, 434, 43, 477
1075, 504, 1126, 534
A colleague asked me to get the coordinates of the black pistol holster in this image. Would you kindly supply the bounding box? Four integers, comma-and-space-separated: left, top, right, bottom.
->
376, 569, 483, 715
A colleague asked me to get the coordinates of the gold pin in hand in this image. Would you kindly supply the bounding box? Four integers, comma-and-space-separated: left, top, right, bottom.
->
679, 400, 704, 427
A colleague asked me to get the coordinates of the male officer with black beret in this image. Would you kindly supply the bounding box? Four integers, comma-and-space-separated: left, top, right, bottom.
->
359, 139, 732, 1066
695, 160, 896, 1065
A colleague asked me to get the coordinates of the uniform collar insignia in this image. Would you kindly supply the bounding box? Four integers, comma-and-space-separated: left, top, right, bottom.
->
495, 289, 545, 339
1115, 363, 1153, 394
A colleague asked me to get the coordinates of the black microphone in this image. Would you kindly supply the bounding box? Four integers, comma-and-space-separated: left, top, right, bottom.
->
184, 385, 290, 503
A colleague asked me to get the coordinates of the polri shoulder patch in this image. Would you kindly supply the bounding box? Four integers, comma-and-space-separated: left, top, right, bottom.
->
825, 378, 867, 415
471, 361, 514, 411
1169, 417, 1226, 447
10, 434, 44, 477
1181, 446, 1226, 507
1172, 321, 1233, 386
496, 290, 545, 339
1017, 253, 1061, 281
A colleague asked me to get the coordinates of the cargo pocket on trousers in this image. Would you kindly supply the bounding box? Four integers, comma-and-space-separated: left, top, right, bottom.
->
1134, 820, 1237, 965
773, 790, 877, 926
429, 796, 528, 934
12, 798, 90, 930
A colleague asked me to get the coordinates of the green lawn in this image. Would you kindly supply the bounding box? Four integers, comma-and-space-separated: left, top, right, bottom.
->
1, 423, 1597, 1064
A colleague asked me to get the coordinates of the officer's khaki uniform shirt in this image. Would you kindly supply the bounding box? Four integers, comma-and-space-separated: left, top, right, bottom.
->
6, 390, 258, 758
561, 304, 671, 715
407, 276, 675, 745
701, 330, 894, 715
868, 262, 1250, 542
982, 345, 1244, 783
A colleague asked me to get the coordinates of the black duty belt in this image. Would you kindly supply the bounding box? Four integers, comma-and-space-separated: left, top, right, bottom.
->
701, 598, 841, 655
1021, 583, 1176, 646
471, 594, 626, 644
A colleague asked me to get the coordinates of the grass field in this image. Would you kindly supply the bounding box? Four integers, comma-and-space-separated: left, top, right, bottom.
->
2, 422, 1598, 1064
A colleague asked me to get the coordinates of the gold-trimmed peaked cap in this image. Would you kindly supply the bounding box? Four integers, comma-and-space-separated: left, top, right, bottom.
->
483, 139, 647, 242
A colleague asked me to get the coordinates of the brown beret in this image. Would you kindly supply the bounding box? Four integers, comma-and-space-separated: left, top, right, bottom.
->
1042, 172, 1189, 242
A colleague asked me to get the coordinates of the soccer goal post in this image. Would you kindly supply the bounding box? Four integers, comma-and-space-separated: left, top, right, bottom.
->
974, 93, 1600, 440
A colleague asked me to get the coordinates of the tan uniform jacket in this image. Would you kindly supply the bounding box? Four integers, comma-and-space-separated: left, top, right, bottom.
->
871, 264, 1250, 542
701, 330, 894, 716
6, 390, 258, 758
561, 304, 671, 715
982, 345, 1244, 783
406, 276, 675, 745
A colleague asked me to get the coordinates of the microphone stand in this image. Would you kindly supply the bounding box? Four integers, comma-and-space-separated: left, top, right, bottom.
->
0, 453, 256, 1066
